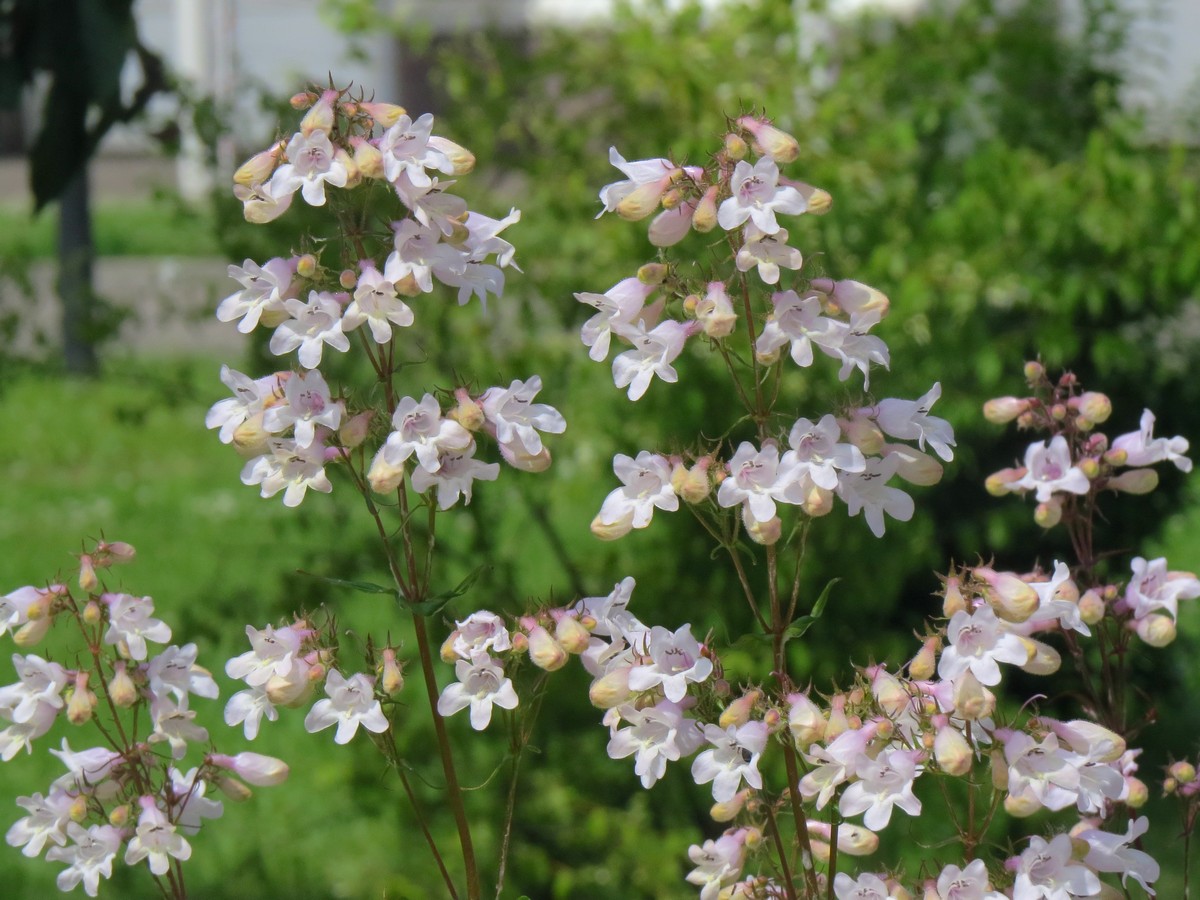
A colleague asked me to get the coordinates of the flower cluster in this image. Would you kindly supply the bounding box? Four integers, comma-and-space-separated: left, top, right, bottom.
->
0, 541, 287, 898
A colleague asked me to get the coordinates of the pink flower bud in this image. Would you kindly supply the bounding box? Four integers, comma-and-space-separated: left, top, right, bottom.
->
743, 510, 781, 546
983, 396, 1030, 424
1076, 391, 1112, 423
499, 440, 552, 473
447, 388, 485, 432
671, 457, 712, 504
942, 575, 967, 617
952, 670, 994, 721
692, 184, 720, 232
985, 465, 1027, 497
781, 179, 832, 214
591, 509, 634, 541
108, 805, 131, 827
1168, 760, 1197, 783
380, 648, 404, 695
210, 752, 290, 786
1107, 468, 1158, 495
1103, 447, 1128, 466
78, 555, 98, 592
14, 616, 52, 647
787, 691, 826, 748
1077, 589, 1106, 625
368, 448, 407, 494
1125, 775, 1149, 807
1023, 360, 1045, 384
338, 411, 373, 450
710, 789, 751, 822
1078, 457, 1100, 479
616, 173, 675, 221
66, 672, 97, 725
801, 483, 835, 518
69, 795, 89, 822
806, 821, 879, 856
233, 142, 284, 187
1134, 613, 1175, 647
215, 775, 253, 802
737, 116, 800, 163
907, 636, 939, 681
883, 444, 943, 486
839, 414, 884, 456
934, 723, 973, 776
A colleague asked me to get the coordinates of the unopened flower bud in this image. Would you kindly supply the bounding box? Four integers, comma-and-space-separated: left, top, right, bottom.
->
1004, 791, 1040, 818
888, 881, 913, 900
637, 262, 669, 285
296, 253, 318, 279
801, 483, 835, 518
232, 413, 271, 459
1078, 457, 1100, 479
723, 132, 748, 160
839, 414, 884, 456
510, 632, 528, 655
810, 278, 889, 318
1168, 760, 1197, 783
591, 510, 634, 541
69, 795, 89, 822
440, 631, 461, 663
78, 555, 98, 592
1077, 589, 1106, 625
339, 269, 358, 290
907, 636, 939, 681
1103, 447, 1128, 467
66, 673, 97, 725
1034, 497, 1063, 529
697, 282, 737, 338
216, 775, 253, 802
209, 752, 290, 786
974, 566, 1038, 623
671, 457, 712, 504
1050, 403, 1067, 421
300, 90, 337, 136
883, 444, 942, 486
953, 670, 994, 720
985, 466, 1027, 497
744, 510, 781, 546
1023, 360, 1045, 383
755, 346, 780, 366
1076, 391, 1112, 423
719, 691, 761, 729
108, 805, 131, 827
109, 661, 138, 707
710, 789, 751, 822
380, 648, 404, 695
368, 448, 407, 494
1107, 468, 1158, 495
357, 101, 407, 127
338, 411, 373, 449
266, 669, 313, 706
1017, 637, 1060, 675
1123, 776, 1149, 807
553, 613, 591, 655
942, 576, 967, 617
82, 600, 102, 625
428, 136, 475, 175
784, 180, 832, 215
692, 184, 720, 232
1135, 613, 1175, 647
500, 440, 552, 473
617, 174, 674, 221
447, 387, 485, 432
934, 723, 973, 776
290, 91, 316, 109
983, 396, 1030, 424
525, 623, 567, 671
14, 616, 52, 647
98, 540, 135, 563
233, 142, 284, 187
787, 692, 825, 748
737, 116, 799, 163
589, 666, 633, 709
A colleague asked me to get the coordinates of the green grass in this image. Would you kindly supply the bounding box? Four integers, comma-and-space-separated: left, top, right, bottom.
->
0, 200, 220, 259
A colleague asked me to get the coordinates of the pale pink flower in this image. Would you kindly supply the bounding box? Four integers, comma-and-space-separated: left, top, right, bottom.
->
269, 291, 350, 369
1112, 409, 1191, 472
263, 369, 344, 450
270, 130, 349, 206
382, 393, 473, 473
607, 698, 703, 788
717, 157, 807, 234
611, 319, 693, 400
872, 383, 956, 462
341, 265, 414, 343
1124, 556, 1200, 620
436, 653, 518, 730
124, 796, 190, 876
686, 832, 748, 900
576, 277, 654, 362
480, 376, 566, 455
627, 624, 713, 702
736, 225, 802, 284
409, 445, 500, 509
838, 748, 923, 830
832, 871, 896, 900
305, 670, 389, 743
597, 451, 678, 529
836, 456, 914, 538
101, 594, 171, 661
1013, 436, 1090, 502
691, 721, 768, 802
217, 257, 296, 333
45, 823, 122, 897
717, 442, 801, 524
6, 790, 74, 857
1079, 816, 1159, 894
1012, 833, 1100, 899
938, 605, 1028, 686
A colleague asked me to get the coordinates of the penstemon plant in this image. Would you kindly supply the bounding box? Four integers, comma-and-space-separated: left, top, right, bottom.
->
0, 539, 289, 898
4, 84, 1198, 900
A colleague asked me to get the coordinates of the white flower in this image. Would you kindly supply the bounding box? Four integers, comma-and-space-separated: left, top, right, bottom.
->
6, 790, 73, 858
836, 455, 914, 538
607, 699, 703, 788
270, 129, 348, 206
717, 157, 807, 234
691, 721, 768, 802
382, 394, 472, 473
436, 653, 518, 730
686, 832, 747, 900
240, 438, 332, 507
341, 266, 415, 343
576, 278, 655, 362
934, 859, 1006, 899
1112, 408, 1191, 472
938, 605, 1029, 686
597, 147, 678, 217
216, 257, 296, 333
262, 369, 344, 450
124, 797, 191, 876
45, 823, 122, 897
1012, 833, 1100, 899
872, 383, 956, 462
409, 444, 500, 510
627, 624, 713, 702
755, 290, 833, 367
269, 291, 350, 370
480, 376, 566, 455
1125, 556, 1200, 620
597, 452, 678, 530
832, 871, 896, 900
784, 415, 865, 490
146, 644, 219, 708
101, 594, 171, 661
304, 670, 389, 744
717, 442, 801, 524
611, 319, 693, 400
838, 748, 923, 830
1079, 816, 1159, 894
1014, 436, 1090, 502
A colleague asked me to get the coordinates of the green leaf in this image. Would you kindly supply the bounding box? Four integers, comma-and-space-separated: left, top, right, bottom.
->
781, 578, 838, 644
307, 574, 397, 596
404, 565, 487, 617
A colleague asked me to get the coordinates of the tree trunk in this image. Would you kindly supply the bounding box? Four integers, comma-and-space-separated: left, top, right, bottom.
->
57, 166, 98, 377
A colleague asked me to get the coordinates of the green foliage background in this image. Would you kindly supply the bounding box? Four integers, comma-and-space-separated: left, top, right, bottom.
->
2, 0, 1199, 896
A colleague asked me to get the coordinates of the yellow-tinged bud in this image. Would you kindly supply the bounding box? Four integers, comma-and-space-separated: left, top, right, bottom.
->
723, 132, 748, 160
802, 483, 835, 518
440, 631, 461, 663
69, 795, 89, 822
908, 636, 939, 680
809, 278, 889, 318
336, 148, 360, 189
78, 555, 98, 592
839, 415, 884, 456
1135, 613, 1176, 647
975, 566, 1039, 623
14, 616, 52, 647
300, 90, 337, 136
942, 575, 968, 617
589, 667, 633, 709
738, 116, 800, 163
1124, 776, 1149, 807
983, 396, 1031, 424
1078, 457, 1100, 479
1077, 589, 1106, 625
1024, 360, 1045, 383
884, 444, 943, 486
1168, 761, 1197, 783
671, 458, 712, 504
692, 184, 720, 232
554, 614, 591, 654
888, 883, 913, 900
66, 673, 97, 725
380, 648, 404, 695
109, 661, 138, 707
1004, 791, 1040, 818
339, 268, 358, 290
742, 827, 763, 849
637, 262, 669, 285
788, 181, 832, 215
1095, 884, 1126, 900
296, 253, 318, 279
660, 187, 684, 210
82, 600, 102, 625
719, 691, 761, 729
233, 142, 284, 187
808, 838, 832, 864
836, 824, 879, 856
447, 389, 485, 432
697, 282, 737, 338
824, 697, 850, 740
1108, 468, 1158, 495
985, 466, 1026, 497
1103, 447, 1128, 466
1034, 497, 1063, 529
427, 136, 475, 175
527, 624, 567, 671
368, 448, 407, 494
591, 510, 634, 541
216, 775, 253, 802
357, 101, 407, 127
755, 345, 780, 366
1077, 391, 1112, 423
108, 805, 131, 827
935, 724, 973, 776
393, 272, 422, 297
339, 410, 373, 449
617, 175, 672, 221
953, 670, 994, 720
1017, 637, 1061, 675
869, 668, 910, 718
744, 511, 781, 546
232, 413, 271, 459
510, 632, 528, 655
787, 692, 826, 748
710, 789, 750, 822
266, 671, 312, 707
351, 138, 384, 179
